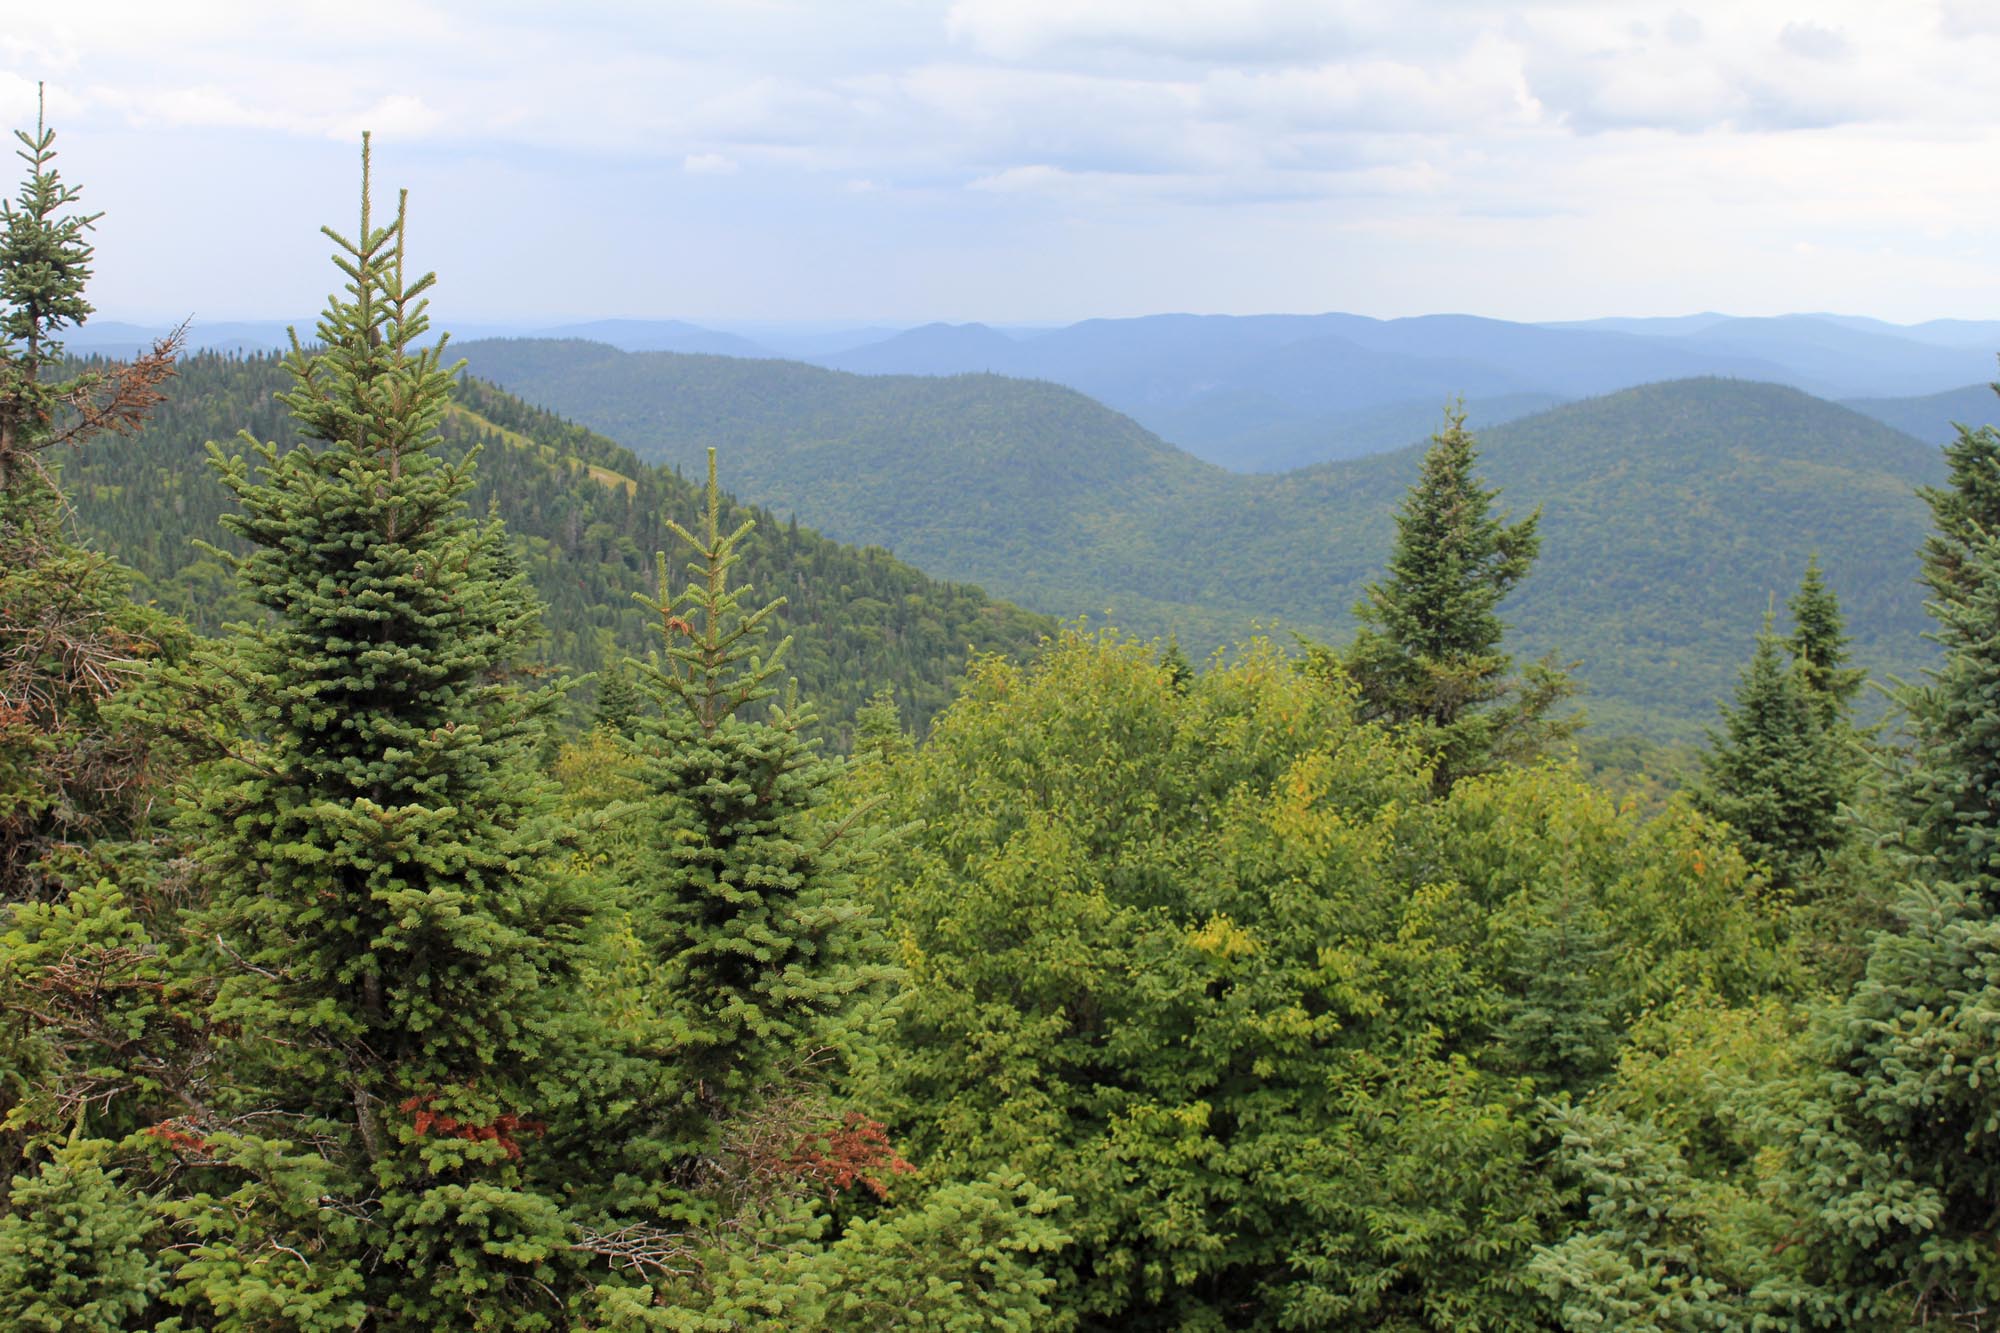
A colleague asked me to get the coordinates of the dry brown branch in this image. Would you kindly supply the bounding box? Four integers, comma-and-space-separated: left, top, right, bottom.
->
43, 327, 184, 449
570, 1224, 703, 1278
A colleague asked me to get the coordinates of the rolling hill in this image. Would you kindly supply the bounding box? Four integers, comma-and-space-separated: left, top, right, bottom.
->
807, 312, 1800, 469
88, 309, 1998, 475
460, 338, 1947, 739
797, 311, 1992, 472
65, 352, 1054, 739
1844, 382, 2000, 447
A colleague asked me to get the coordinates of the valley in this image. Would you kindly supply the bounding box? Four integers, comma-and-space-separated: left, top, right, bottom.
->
458, 338, 1960, 738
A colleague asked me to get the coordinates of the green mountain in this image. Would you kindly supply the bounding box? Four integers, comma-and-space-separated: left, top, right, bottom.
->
1140, 390, 1569, 473
459, 340, 1948, 739
1844, 382, 2000, 446
64, 352, 1053, 739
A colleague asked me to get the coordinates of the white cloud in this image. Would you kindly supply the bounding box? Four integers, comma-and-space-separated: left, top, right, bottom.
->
1778, 21, 1851, 62
945, 0, 1367, 64
9, 0, 2000, 321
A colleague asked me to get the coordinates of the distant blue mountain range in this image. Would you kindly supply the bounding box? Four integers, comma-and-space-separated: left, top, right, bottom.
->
78, 309, 2000, 471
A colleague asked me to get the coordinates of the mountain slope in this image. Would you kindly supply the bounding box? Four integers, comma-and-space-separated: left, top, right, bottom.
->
1845, 382, 2000, 447
809, 312, 1815, 470
1197, 393, 1568, 473
1672, 316, 1996, 398
536, 319, 778, 357
821, 321, 1025, 374
455, 339, 1218, 617
460, 339, 1944, 739
66, 351, 1053, 737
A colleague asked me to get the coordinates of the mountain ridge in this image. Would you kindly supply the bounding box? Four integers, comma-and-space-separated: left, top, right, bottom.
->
456, 338, 1947, 737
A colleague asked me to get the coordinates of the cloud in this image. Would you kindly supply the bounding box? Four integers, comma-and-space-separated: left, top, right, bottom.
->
967, 163, 1068, 193
82, 82, 442, 142
13, 0, 2000, 322
1937, 0, 2000, 38
1197, 36, 1541, 136
1778, 21, 1851, 62
337, 93, 441, 141
944, 0, 1366, 65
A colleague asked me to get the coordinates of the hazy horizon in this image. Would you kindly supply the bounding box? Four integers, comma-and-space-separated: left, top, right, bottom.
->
71, 310, 2000, 336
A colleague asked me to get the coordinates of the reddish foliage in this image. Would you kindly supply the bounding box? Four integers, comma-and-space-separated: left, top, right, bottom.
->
398, 1092, 546, 1160
786, 1112, 914, 1201
145, 1119, 212, 1155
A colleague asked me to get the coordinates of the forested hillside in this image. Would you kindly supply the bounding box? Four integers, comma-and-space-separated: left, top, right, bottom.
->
65, 351, 1051, 736
806, 310, 1991, 466
461, 340, 1943, 738
1845, 380, 2000, 446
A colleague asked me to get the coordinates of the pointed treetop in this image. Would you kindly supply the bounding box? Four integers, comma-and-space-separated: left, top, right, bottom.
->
1918, 409, 2000, 605
636, 447, 791, 731
1785, 554, 1864, 724
1359, 401, 1541, 663
0, 82, 98, 370
1692, 607, 1842, 888
1339, 401, 1571, 792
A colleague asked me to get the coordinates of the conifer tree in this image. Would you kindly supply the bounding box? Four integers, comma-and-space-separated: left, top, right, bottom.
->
1692, 614, 1843, 890
1786, 555, 1865, 728
166, 136, 593, 1329
592, 661, 645, 736
1776, 408, 2000, 1326
1916, 417, 2000, 606
0, 87, 179, 903
627, 449, 883, 1108
851, 684, 909, 761
1340, 404, 1574, 793
0, 98, 198, 1298
0, 1137, 171, 1330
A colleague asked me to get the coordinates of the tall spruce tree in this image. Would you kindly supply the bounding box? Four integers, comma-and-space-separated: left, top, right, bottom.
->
1786, 555, 1866, 728
0, 87, 180, 904
1774, 408, 2000, 1326
1340, 404, 1574, 793
165, 136, 593, 1330
626, 449, 883, 1111
1692, 613, 1844, 891
0, 100, 199, 1324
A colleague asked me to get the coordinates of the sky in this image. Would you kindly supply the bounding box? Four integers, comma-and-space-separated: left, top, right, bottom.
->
7, 0, 2000, 326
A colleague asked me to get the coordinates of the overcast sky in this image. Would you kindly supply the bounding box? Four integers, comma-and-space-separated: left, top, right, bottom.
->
8, 1, 2000, 326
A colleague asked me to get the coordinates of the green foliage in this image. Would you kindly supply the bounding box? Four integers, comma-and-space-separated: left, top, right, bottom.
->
851, 685, 910, 761
0, 1138, 170, 1331
0, 878, 200, 1165
806, 1175, 1066, 1331
592, 662, 645, 736
1338, 404, 1576, 792
0, 110, 199, 1333
1692, 617, 1847, 890
623, 449, 888, 1104
1529, 1105, 1758, 1331
164, 139, 594, 1329
64, 353, 1051, 743
1526, 997, 1812, 1330
1774, 402, 2000, 1327
457, 343, 1944, 740
1438, 765, 1804, 1094
0, 91, 184, 904
858, 630, 1797, 1328
576, 1175, 1064, 1332
0, 87, 94, 386
4, 96, 1974, 1331
1787, 555, 1867, 726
